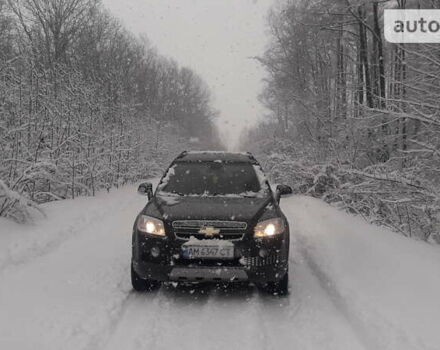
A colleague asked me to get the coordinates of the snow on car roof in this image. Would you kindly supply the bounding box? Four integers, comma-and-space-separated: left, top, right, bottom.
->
175, 151, 258, 163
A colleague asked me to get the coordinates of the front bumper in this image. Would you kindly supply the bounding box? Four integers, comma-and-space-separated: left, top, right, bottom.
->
132, 232, 289, 284
133, 261, 287, 283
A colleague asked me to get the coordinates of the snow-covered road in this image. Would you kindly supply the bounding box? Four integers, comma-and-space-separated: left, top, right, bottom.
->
1, 184, 439, 350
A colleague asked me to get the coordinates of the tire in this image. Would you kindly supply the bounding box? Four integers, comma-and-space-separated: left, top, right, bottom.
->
131, 262, 161, 292
264, 269, 289, 296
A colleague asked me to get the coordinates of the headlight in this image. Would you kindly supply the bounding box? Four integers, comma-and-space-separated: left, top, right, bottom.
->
254, 218, 285, 238
137, 215, 165, 236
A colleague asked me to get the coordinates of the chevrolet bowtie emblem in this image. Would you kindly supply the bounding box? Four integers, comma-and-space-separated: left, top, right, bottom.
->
198, 226, 220, 236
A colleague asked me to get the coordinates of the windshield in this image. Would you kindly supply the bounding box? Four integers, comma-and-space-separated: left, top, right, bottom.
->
158, 162, 267, 197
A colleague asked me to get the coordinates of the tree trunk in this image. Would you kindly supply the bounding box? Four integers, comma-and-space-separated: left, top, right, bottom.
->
373, 1, 386, 108
358, 5, 374, 109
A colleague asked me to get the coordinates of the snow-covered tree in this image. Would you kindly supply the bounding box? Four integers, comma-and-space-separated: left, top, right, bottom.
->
242, 0, 440, 242
0, 0, 223, 223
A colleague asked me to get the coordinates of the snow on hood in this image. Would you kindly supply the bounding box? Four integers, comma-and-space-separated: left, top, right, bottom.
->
151, 194, 271, 222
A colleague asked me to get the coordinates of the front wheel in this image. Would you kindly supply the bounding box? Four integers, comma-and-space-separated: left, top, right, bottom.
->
131, 262, 161, 292
261, 269, 289, 296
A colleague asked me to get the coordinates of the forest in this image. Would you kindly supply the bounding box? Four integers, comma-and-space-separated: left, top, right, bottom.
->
0, 0, 222, 222
241, 0, 440, 242
1, 0, 439, 244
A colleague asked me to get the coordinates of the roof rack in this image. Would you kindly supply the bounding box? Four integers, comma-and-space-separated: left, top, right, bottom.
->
175, 150, 188, 159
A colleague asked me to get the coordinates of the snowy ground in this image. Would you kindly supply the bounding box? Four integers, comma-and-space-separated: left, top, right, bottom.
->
1, 183, 439, 350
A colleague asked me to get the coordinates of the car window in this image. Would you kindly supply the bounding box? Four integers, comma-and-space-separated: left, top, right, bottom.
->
158, 162, 268, 197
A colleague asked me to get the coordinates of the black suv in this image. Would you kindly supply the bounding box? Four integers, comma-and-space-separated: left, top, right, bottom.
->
131, 151, 292, 294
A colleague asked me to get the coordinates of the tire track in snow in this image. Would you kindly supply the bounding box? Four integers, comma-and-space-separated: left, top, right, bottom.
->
107, 283, 262, 350
251, 250, 317, 350
82, 290, 141, 350
139, 287, 178, 349
253, 292, 277, 350
95, 290, 163, 350
100, 284, 212, 350
252, 251, 301, 349
206, 283, 262, 350
297, 236, 381, 350
144, 283, 213, 350
98, 234, 368, 350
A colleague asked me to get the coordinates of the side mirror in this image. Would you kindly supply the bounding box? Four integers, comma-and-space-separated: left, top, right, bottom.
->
275, 184, 293, 203
138, 182, 153, 200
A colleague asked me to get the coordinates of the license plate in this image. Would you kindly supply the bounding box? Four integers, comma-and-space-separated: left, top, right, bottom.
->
181, 243, 234, 260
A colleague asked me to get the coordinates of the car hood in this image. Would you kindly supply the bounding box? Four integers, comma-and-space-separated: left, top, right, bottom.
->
145, 194, 272, 222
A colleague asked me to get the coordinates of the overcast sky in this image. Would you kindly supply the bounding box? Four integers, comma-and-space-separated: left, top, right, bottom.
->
102, 0, 274, 149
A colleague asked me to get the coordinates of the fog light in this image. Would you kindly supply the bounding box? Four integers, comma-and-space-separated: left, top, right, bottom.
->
259, 248, 268, 258
151, 246, 160, 258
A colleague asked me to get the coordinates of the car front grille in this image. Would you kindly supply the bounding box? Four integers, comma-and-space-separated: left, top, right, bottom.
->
172, 220, 247, 241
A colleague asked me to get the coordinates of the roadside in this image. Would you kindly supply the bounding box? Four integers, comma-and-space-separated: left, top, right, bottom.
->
0, 187, 439, 350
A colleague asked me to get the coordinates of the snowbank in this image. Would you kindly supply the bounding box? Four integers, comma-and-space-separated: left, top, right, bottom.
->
285, 196, 440, 350
0, 185, 143, 272
0, 184, 147, 350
